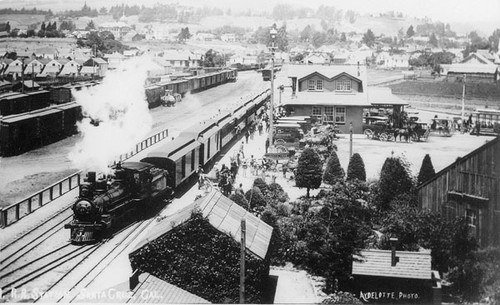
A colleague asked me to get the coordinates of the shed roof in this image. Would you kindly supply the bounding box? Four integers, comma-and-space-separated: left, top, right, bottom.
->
448, 64, 498, 74
368, 87, 409, 106
352, 249, 432, 280
130, 190, 273, 260
283, 92, 371, 107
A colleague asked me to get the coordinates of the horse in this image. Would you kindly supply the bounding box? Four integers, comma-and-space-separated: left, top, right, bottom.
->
393, 127, 411, 142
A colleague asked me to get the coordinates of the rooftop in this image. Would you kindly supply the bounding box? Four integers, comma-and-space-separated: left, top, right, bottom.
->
352, 249, 432, 280
130, 190, 273, 260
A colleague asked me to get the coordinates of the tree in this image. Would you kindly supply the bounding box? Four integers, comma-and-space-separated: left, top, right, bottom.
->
362, 29, 376, 47
5, 21, 10, 33
85, 20, 95, 31
323, 151, 344, 184
177, 27, 191, 42
202, 49, 225, 67
296, 148, 323, 197
245, 187, 267, 215
229, 192, 249, 210
300, 25, 313, 42
406, 25, 415, 38
347, 153, 366, 182
340, 32, 346, 42
488, 28, 500, 52
429, 32, 438, 47
99, 7, 107, 14
40, 21, 46, 31
375, 155, 414, 210
311, 31, 326, 48
417, 154, 435, 185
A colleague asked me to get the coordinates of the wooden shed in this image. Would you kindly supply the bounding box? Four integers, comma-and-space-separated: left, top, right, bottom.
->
418, 136, 500, 247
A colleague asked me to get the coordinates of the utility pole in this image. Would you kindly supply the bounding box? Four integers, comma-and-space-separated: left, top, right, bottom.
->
268, 27, 277, 152
239, 219, 246, 304
461, 74, 466, 133
349, 122, 353, 159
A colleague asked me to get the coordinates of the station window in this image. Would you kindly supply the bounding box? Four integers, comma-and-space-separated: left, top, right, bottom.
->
191, 149, 195, 171
324, 107, 334, 122
181, 156, 186, 178
308, 80, 315, 91
312, 106, 322, 120
336, 80, 351, 91
335, 107, 346, 123
316, 80, 323, 91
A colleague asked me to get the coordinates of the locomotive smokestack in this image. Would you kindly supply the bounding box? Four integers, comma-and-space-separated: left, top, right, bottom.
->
87, 172, 96, 183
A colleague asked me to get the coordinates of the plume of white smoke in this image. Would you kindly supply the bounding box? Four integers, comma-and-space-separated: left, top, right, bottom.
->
69, 56, 157, 173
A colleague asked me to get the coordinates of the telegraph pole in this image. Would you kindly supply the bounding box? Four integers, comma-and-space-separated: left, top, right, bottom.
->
461, 74, 466, 133
239, 219, 246, 304
268, 27, 277, 152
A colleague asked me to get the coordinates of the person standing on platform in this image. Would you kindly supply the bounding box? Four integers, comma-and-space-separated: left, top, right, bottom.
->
239, 141, 245, 158
258, 122, 263, 136
245, 129, 250, 144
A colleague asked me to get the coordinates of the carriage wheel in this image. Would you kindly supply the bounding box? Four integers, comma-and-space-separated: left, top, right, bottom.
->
423, 130, 430, 142
364, 129, 373, 139
410, 132, 419, 142
386, 132, 395, 142
379, 133, 388, 141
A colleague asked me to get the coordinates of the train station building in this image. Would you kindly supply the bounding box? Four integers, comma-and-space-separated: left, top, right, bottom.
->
281, 64, 407, 134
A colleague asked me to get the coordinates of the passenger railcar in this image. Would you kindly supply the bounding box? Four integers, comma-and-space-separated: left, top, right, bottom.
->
65, 89, 270, 243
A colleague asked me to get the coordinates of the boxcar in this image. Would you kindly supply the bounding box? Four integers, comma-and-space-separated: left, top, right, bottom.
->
0, 112, 38, 156
50, 84, 72, 104
145, 85, 165, 108
26, 90, 50, 112
0, 92, 30, 116
54, 102, 82, 135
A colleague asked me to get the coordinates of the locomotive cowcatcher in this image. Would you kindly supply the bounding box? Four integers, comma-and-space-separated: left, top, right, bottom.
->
64, 161, 170, 243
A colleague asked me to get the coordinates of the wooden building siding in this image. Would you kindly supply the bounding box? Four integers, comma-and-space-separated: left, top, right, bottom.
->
418, 137, 500, 247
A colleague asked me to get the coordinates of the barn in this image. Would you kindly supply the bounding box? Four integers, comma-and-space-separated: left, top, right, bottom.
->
417, 136, 500, 247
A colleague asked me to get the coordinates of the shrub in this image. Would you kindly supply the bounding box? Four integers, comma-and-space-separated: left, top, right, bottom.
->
323, 150, 345, 184
417, 154, 435, 185
375, 156, 414, 210
253, 177, 268, 194
245, 187, 267, 214
346, 153, 366, 182
296, 148, 324, 197
229, 192, 249, 210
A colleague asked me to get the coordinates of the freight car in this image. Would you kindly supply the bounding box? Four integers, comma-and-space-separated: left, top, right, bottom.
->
0, 102, 82, 156
0, 90, 50, 116
65, 89, 270, 243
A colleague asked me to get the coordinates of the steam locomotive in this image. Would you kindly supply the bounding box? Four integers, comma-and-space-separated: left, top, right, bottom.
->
64, 162, 170, 242
65, 89, 270, 243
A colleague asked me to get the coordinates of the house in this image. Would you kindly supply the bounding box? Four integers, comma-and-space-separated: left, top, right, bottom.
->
162, 50, 200, 70
3, 59, 24, 80
82, 58, 108, 77
220, 33, 236, 43
123, 49, 139, 57
98, 21, 131, 40
304, 53, 331, 64
462, 52, 497, 65
377, 53, 410, 69
129, 190, 273, 303
38, 59, 63, 78
34, 47, 58, 60
103, 52, 125, 69
282, 64, 370, 134
23, 59, 46, 76
0, 58, 13, 77
192, 32, 215, 41
446, 64, 498, 82
418, 136, 500, 247
352, 248, 441, 304
58, 60, 81, 77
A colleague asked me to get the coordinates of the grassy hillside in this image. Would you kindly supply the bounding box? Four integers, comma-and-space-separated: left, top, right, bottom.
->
389, 81, 500, 101
0, 14, 45, 30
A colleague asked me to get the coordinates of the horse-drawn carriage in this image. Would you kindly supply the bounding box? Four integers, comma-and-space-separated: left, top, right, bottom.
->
429, 117, 453, 137
363, 116, 430, 142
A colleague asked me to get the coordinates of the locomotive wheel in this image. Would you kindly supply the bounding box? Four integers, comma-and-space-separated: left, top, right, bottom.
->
364, 129, 373, 139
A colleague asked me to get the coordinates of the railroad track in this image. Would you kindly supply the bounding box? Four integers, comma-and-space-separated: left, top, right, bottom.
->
35, 218, 155, 303
0, 243, 100, 298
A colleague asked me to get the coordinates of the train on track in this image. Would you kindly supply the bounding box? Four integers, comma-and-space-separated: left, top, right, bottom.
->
65, 89, 270, 243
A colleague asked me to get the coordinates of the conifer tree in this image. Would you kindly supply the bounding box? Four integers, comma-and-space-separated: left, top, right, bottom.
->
417, 154, 436, 185
376, 156, 414, 210
296, 148, 323, 197
347, 153, 366, 182
323, 150, 344, 184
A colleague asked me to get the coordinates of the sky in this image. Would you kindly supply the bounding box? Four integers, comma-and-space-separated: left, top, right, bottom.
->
0, 0, 498, 33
